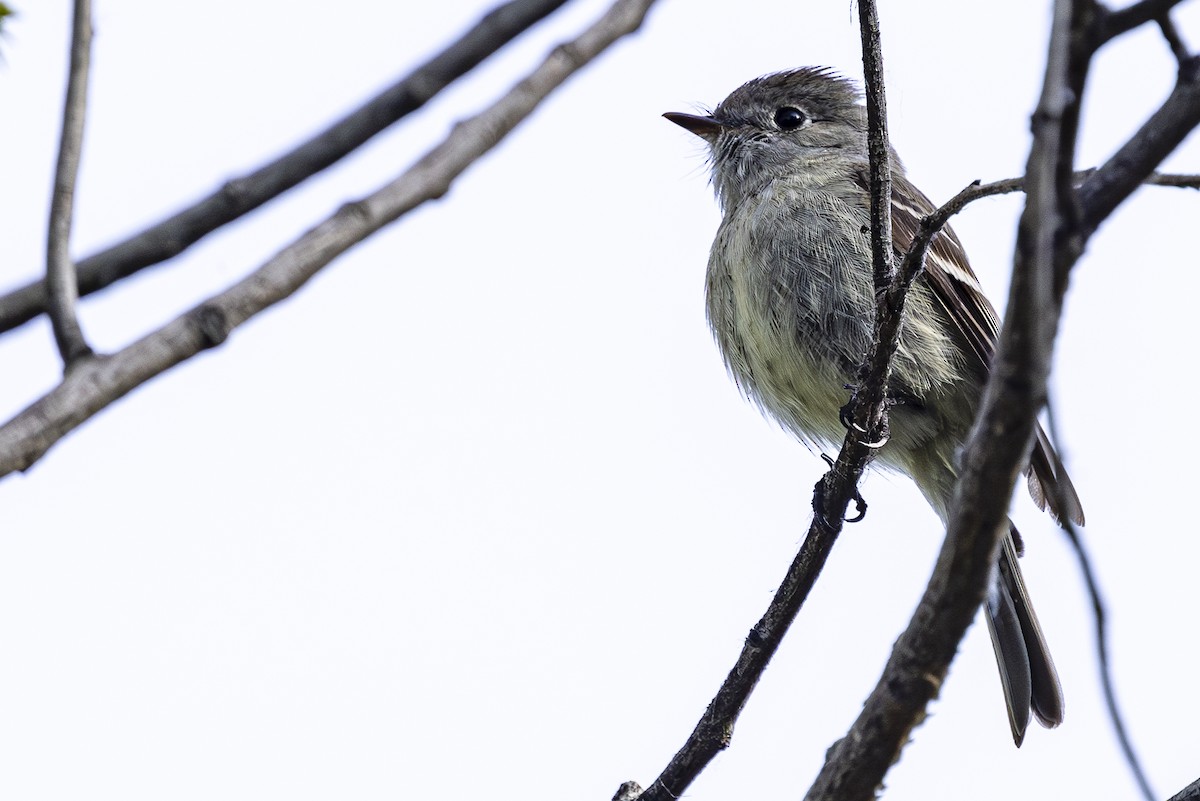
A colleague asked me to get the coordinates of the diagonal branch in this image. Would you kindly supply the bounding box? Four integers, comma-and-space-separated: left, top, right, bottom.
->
931, 170, 1200, 210
1169, 778, 1200, 801
621, 509, 844, 801
0, 0, 661, 479
0, 0, 572, 337
1079, 55, 1200, 234
45, 0, 95, 366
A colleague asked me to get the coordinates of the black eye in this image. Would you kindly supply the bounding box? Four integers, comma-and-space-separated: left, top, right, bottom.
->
774, 106, 808, 130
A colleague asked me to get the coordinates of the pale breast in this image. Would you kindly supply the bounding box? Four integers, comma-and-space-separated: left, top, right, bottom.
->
704, 179, 971, 461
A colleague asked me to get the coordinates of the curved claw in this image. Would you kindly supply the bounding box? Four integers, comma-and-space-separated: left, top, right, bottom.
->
812, 456, 869, 525
845, 490, 868, 523
861, 432, 890, 449
839, 385, 870, 434
839, 402, 869, 434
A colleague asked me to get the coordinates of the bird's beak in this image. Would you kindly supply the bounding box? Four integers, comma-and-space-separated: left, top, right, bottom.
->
663, 111, 725, 140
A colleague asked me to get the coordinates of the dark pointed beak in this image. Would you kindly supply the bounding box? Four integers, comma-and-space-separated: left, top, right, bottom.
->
663, 111, 726, 140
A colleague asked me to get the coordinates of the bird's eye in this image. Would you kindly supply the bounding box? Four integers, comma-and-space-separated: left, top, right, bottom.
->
773, 106, 808, 130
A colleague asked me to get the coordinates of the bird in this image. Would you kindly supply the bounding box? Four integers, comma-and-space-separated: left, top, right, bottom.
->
664, 67, 1083, 746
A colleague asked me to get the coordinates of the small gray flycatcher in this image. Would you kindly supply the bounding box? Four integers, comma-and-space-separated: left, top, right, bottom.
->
665, 67, 1083, 746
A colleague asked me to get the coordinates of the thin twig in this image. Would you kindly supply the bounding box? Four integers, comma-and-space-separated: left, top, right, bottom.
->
1157, 13, 1191, 63
965, 170, 1200, 201
844, 0, 895, 446
895, 169, 1200, 252
993, 169, 1195, 199
0, 0, 572, 336
1067, 519, 1155, 800
1044, 404, 1155, 801
1149, 172, 1200, 188
0, 0, 661, 478
858, 3, 893, 294
45, 0, 94, 366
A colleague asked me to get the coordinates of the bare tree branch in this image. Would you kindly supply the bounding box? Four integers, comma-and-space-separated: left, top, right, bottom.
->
1079, 55, 1200, 234
1092, 0, 1190, 47
917, 170, 1200, 215
0, 0, 661, 478
845, 0, 896, 445
45, 0, 94, 366
0, 0, 572, 337
1157, 13, 1191, 62
1169, 778, 1200, 801
1145, 171, 1200, 187
858, 2, 894, 294
627, 514, 844, 801
1052, 506, 1157, 801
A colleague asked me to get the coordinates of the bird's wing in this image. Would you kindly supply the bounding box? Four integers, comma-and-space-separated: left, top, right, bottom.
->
860, 168, 1085, 525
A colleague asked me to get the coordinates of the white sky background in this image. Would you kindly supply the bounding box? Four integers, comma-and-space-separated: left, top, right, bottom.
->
1, 1, 1198, 798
